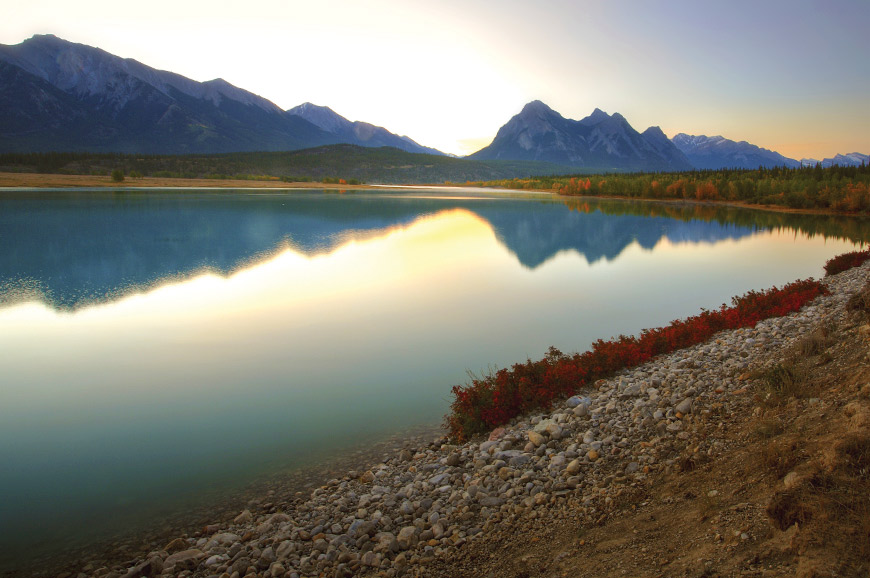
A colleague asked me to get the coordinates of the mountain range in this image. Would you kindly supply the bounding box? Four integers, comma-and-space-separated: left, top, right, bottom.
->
0, 34, 441, 155
800, 153, 870, 168
0, 34, 865, 171
287, 103, 442, 156
670, 133, 802, 170
469, 100, 693, 172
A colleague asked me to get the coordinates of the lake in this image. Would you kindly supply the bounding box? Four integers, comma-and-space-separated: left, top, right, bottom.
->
0, 188, 866, 570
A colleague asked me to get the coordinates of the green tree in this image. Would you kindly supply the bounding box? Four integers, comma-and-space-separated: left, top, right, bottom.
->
111, 169, 125, 183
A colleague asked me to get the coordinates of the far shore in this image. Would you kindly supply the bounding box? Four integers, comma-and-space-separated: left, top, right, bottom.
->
0, 172, 381, 190
0, 171, 863, 217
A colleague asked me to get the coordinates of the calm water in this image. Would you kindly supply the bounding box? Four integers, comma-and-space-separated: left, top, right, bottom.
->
0, 188, 867, 568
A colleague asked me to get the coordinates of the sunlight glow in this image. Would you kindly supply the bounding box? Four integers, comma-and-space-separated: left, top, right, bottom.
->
1, 0, 865, 157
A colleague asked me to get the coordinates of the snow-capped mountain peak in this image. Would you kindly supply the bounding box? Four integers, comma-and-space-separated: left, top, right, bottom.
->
671, 133, 799, 169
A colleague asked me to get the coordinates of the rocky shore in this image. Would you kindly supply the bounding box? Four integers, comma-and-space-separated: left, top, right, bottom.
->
51, 262, 870, 578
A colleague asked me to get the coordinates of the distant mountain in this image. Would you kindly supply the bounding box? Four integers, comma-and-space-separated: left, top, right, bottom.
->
800, 153, 869, 168
0, 35, 338, 154
288, 103, 444, 156
0, 35, 440, 155
671, 133, 800, 170
468, 101, 693, 172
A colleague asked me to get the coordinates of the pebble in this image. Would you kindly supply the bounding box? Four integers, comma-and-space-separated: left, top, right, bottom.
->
527, 431, 546, 447
232, 510, 252, 525
675, 398, 693, 414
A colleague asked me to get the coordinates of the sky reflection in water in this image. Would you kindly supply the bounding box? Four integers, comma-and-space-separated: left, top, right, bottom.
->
0, 190, 865, 565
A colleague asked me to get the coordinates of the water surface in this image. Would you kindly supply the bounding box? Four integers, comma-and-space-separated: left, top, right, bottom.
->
0, 189, 866, 569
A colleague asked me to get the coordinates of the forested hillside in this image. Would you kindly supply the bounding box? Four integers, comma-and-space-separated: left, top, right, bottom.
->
0, 146, 574, 185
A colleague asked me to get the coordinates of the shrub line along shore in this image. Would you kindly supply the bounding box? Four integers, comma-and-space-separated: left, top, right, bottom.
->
4, 171, 870, 219
20, 252, 869, 578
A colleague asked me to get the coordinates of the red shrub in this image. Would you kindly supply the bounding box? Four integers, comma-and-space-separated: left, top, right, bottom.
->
824, 250, 870, 277
445, 279, 828, 440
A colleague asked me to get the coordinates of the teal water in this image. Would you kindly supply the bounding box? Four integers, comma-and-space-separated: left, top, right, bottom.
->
0, 188, 866, 568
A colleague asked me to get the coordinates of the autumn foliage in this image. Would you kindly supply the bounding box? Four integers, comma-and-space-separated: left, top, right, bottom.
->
470, 164, 870, 214
824, 249, 870, 276
445, 279, 829, 441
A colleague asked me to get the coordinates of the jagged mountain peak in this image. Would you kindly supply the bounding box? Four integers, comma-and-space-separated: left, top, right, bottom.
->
198, 78, 283, 112
579, 107, 611, 126
203, 78, 233, 88
0, 34, 284, 114
286, 102, 444, 156
673, 133, 728, 147
287, 102, 353, 134
672, 133, 799, 169
643, 126, 667, 139
520, 100, 556, 114
0, 34, 445, 155
18, 33, 57, 48
470, 101, 692, 171
801, 152, 869, 168
291, 102, 327, 113
515, 100, 564, 125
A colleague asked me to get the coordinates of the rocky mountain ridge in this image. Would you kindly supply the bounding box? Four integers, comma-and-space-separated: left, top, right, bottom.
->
671, 133, 801, 170
1, 35, 865, 170
801, 152, 869, 168
469, 101, 693, 172
287, 103, 443, 156
0, 35, 440, 155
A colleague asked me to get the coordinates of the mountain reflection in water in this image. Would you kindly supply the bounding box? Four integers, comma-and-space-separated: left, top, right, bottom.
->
0, 189, 866, 572
3, 190, 854, 311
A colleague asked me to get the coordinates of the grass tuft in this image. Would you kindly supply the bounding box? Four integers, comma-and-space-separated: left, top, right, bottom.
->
759, 439, 801, 477
756, 362, 808, 401
797, 325, 834, 357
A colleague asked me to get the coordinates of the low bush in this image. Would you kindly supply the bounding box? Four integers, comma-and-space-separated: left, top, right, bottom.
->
824, 249, 870, 276
445, 279, 828, 441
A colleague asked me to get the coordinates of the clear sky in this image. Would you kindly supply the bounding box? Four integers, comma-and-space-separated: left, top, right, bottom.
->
2, 0, 868, 158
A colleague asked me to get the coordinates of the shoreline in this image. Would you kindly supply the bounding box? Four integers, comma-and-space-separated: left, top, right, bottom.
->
3, 423, 444, 577
0, 171, 867, 218
22, 261, 869, 578
512, 189, 868, 217
0, 172, 380, 190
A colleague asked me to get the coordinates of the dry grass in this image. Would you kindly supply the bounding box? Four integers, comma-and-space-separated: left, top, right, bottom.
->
847, 280, 870, 314
753, 417, 786, 438
759, 438, 802, 477
755, 362, 810, 403
797, 325, 834, 357
765, 431, 870, 570
834, 433, 870, 479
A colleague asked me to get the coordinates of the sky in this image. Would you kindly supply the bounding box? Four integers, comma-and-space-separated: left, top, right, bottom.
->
2, 0, 868, 158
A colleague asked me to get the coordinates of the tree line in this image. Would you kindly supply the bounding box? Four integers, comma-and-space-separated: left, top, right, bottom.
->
0, 146, 570, 185
470, 164, 870, 213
